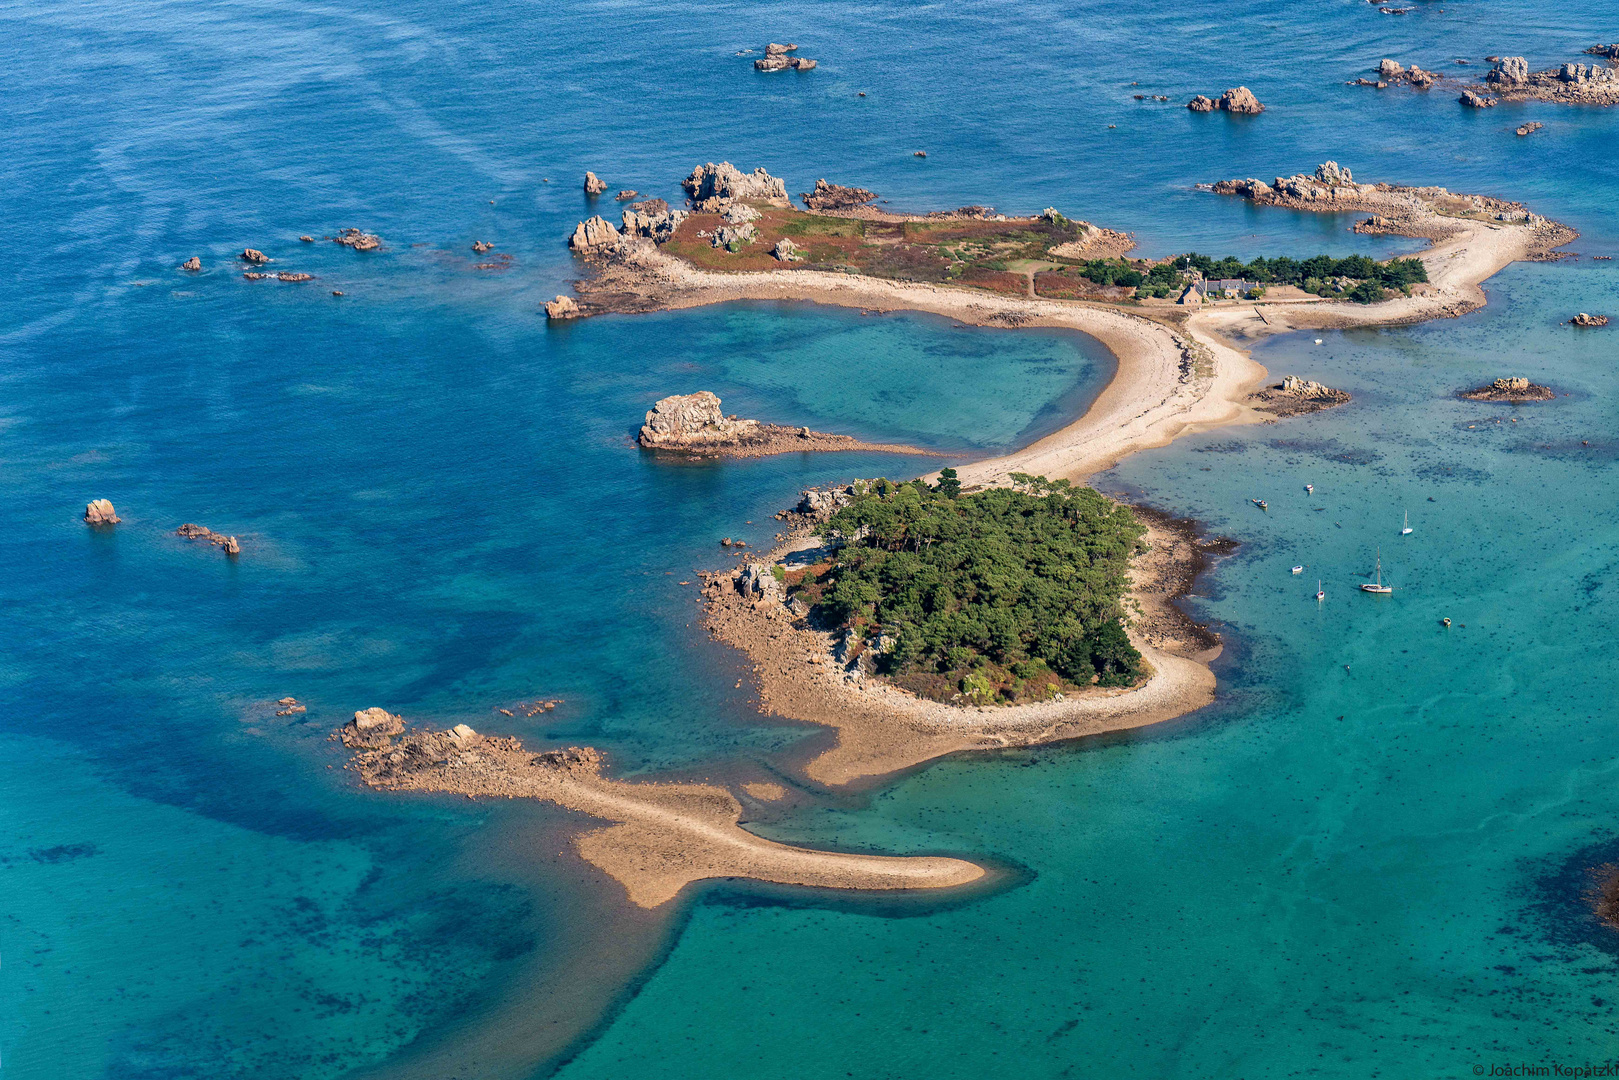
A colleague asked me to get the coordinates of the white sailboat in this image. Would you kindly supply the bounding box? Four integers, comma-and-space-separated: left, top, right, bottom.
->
1401, 510, 1413, 536
1360, 549, 1393, 594
1316, 579, 1325, 602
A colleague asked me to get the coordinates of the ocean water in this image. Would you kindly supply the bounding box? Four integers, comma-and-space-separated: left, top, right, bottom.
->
3, 0, 1618, 1076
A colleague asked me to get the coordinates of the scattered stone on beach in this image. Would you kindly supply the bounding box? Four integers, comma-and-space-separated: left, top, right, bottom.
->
1516, 122, 1544, 136
1570, 313, 1610, 327
84, 499, 120, 525
333, 229, 381, 251
180, 256, 201, 271
1459, 88, 1498, 107
799, 178, 879, 211
1250, 376, 1352, 417
681, 162, 789, 211
545, 295, 581, 320
240, 249, 269, 264
569, 214, 622, 252
176, 522, 241, 554
1461, 376, 1555, 401
584, 171, 608, 195
615, 190, 638, 200
771, 238, 801, 262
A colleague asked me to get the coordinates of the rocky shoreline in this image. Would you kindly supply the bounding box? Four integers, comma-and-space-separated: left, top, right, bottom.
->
637, 391, 927, 460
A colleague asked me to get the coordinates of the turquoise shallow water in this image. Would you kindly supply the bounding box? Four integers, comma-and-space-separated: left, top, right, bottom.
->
3, 0, 1619, 1076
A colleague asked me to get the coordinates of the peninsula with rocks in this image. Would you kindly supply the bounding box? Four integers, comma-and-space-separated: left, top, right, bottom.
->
638, 391, 926, 460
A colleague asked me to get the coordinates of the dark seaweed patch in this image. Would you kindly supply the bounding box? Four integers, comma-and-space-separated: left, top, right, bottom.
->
1411, 461, 1493, 483
1192, 441, 1249, 454
28, 842, 99, 863
1266, 439, 1382, 466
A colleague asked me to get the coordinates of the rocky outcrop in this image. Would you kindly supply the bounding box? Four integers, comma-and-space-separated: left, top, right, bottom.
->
1211, 178, 1274, 198
1379, 58, 1404, 79
1471, 55, 1619, 104
176, 523, 241, 554
620, 198, 688, 242
1186, 95, 1215, 112
569, 215, 621, 252
736, 562, 784, 606
84, 499, 120, 525
681, 162, 789, 211
243, 271, 315, 282
1217, 86, 1265, 113
241, 249, 269, 264
545, 295, 581, 320
333, 229, 381, 251
472, 241, 494, 252
1250, 376, 1351, 417
754, 42, 817, 71
1486, 56, 1530, 86
584, 171, 608, 195
709, 203, 760, 249
1459, 88, 1498, 107
1516, 122, 1544, 136
1589, 44, 1619, 60
800, 179, 878, 211
771, 238, 801, 262
341, 707, 406, 748
640, 392, 759, 447
1372, 60, 1438, 88
181, 256, 201, 271
638, 393, 924, 459
1570, 313, 1609, 327
1461, 376, 1555, 401
615, 190, 637, 200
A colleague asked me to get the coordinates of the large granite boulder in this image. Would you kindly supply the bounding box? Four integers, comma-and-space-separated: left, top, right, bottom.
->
1378, 59, 1405, 79
772, 238, 801, 262
569, 215, 621, 252
1186, 95, 1215, 112
1315, 161, 1352, 185
544, 295, 580, 320
584, 171, 608, 195
800, 178, 878, 210
681, 162, 789, 208
639, 391, 761, 448
1218, 86, 1265, 113
1486, 56, 1529, 85
1459, 88, 1498, 107
84, 499, 120, 525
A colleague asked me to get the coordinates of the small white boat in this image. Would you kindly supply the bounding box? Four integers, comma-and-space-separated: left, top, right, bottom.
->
1292, 565, 1304, 574
1314, 338, 1324, 345
1401, 510, 1413, 536
1252, 498, 1267, 510
1305, 484, 1314, 494
1360, 549, 1393, 594
1316, 580, 1325, 602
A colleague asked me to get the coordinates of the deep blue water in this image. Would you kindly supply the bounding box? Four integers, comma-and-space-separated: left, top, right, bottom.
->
3, 0, 1618, 1076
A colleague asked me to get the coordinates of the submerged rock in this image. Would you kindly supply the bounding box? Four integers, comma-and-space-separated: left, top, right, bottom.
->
84, 499, 120, 525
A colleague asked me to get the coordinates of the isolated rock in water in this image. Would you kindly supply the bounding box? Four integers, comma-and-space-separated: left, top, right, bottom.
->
771, 238, 801, 262
181, 256, 202, 271
472, 241, 494, 252
275, 272, 313, 282
1516, 121, 1544, 136
176, 522, 240, 553
1378, 59, 1405, 79
639, 391, 761, 448
682, 162, 789, 208
800, 178, 878, 210
1486, 56, 1530, 86
333, 229, 381, 250
545, 295, 581, 320
1571, 312, 1610, 326
615, 190, 638, 200
1217, 86, 1265, 113
222, 535, 240, 555
84, 499, 120, 525
241, 249, 269, 264
1187, 95, 1215, 112
1459, 88, 1498, 107
754, 55, 791, 71
789, 57, 816, 70
765, 42, 796, 55
1315, 161, 1353, 185
299, 235, 314, 242
1281, 375, 1336, 397
584, 171, 608, 195
569, 215, 621, 252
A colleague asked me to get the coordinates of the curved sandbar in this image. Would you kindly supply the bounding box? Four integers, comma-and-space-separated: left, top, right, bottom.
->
340, 725, 985, 907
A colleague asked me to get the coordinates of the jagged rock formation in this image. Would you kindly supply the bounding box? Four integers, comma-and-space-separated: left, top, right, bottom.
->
638, 392, 922, 459
241, 249, 269, 264
800, 179, 878, 211
1486, 56, 1531, 86
1368, 60, 1438, 89
569, 215, 621, 252
1461, 376, 1555, 401
181, 256, 201, 271
1250, 376, 1351, 417
1516, 122, 1544, 136
771, 238, 801, 262
615, 190, 638, 200
1472, 55, 1619, 104
790, 485, 858, 521
334, 229, 381, 251
176, 523, 241, 555
1589, 44, 1619, 60
1188, 86, 1265, 114
84, 499, 120, 525
681, 162, 789, 211
1460, 88, 1498, 107
584, 171, 608, 195
545, 295, 581, 320
709, 203, 761, 249
342, 707, 407, 747
1571, 313, 1610, 326
754, 42, 816, 71
620, 198, 688, 242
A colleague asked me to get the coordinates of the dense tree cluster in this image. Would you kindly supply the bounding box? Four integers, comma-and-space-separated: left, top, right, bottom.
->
793, 473, 1146, 701
1072, 251, 1429, 303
